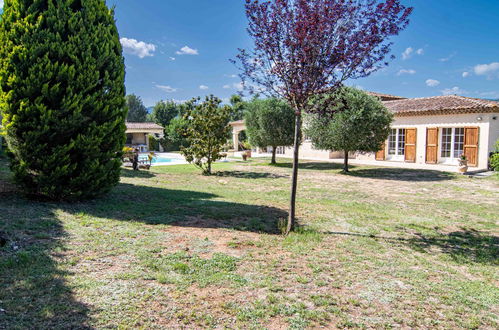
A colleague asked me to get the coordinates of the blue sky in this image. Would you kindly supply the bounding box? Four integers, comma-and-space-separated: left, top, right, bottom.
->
2, 1, 499, 106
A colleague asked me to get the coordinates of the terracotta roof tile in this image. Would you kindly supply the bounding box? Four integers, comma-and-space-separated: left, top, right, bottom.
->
125, 122, 163, 130
383, 95, 499, 116
367, 91, 407, 101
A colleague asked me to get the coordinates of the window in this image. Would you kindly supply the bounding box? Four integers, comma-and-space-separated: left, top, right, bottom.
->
388, 128, 406, 157
441, 128, 452, 158
125, 134, 133, 145
398, 129, 406, 156
453, 128, 464, 158
276, 146, 286, 155
441, 127, 465, 160
388, 129, 397, 155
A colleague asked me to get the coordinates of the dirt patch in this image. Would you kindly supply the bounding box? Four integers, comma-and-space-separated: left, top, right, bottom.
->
163, 218, 265, 257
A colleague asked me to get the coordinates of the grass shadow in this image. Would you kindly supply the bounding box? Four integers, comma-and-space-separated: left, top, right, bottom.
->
324, 228, 498, 265
345, 167, 455, 182
0, 195, 91, 328
271, 161, 350, 171
121, 167, 156, 178
61, 183, 286, 234
406, 228, 498, 265
215, 170, 287, 179
270, 159, 455, 182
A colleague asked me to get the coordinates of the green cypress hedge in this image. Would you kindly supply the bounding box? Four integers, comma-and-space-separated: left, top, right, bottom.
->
0, 0, 126, 200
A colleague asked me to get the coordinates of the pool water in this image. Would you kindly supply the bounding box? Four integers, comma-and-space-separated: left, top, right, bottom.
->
139, 156, 174, 163
151, 157, 174, 163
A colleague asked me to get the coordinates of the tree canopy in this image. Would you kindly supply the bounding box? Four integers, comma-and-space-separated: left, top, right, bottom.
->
0, 0, 126, 200
229, 94, 246, 121
181, 95, 231, 175
151, 100, 180, 128
126, 94, 148, 122
244, 98, 295, 164
305, 87, 393, 172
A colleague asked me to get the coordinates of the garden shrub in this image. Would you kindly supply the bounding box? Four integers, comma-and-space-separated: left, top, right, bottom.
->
490, 139, 499, 171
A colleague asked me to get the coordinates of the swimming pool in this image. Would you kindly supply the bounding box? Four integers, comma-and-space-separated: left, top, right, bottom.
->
138, 153, 186, 165
139, 156, 173, 163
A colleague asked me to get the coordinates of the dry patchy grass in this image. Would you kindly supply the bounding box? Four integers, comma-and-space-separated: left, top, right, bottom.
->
0, 157, 498, 329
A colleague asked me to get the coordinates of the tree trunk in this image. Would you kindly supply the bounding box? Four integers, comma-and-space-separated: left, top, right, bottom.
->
343, 150, 349, 172
207, 157, 212, 175
271, 147, 277, 164
287, 113, 301, 235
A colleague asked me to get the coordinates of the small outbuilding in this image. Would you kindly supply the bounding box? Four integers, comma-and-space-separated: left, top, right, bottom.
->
125, 122, 164, 152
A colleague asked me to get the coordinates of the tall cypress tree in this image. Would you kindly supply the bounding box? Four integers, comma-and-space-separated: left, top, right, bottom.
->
0, 0, 126, 200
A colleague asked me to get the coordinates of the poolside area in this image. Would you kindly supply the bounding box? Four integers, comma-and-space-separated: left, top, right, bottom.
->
138, 152, 188, 166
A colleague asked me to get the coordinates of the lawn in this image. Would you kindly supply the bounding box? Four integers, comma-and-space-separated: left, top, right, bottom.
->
0, 156, 498, 329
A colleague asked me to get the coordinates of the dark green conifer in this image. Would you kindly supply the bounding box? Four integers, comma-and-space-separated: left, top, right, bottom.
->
0, 0, 126, 200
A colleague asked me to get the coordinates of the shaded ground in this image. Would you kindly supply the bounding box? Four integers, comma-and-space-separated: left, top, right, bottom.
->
1, 156, 498, 329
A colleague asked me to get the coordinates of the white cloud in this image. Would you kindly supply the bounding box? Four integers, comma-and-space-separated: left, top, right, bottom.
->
402, 47, 413, 60
441, 86, 465, 95
479, 91, 499, 98
402, 47, 424, 60
175, 46, 199, 55
223, 82, 244, 91
439, 52, 456, 62
462, 72, 470, 78
473, 62, 499, 78
397, 69, 416, 76
199, 85, 209, 90
120, 38, 156, 58
234, 82, 244, 91
169, 57, 176, 61
426, 79, 440, 87
155, 85, 177, 93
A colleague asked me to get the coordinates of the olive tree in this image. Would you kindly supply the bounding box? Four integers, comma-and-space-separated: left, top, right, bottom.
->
305, 87, 393, 172
245, 98, 295, 164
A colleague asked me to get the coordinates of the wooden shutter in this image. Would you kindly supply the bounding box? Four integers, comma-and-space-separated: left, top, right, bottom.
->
375, 141, 386, 161
463, 127, 479, 166
405, 128, 417, 163
425, 128, 438, 164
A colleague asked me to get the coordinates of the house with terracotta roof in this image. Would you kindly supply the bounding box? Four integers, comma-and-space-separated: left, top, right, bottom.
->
125, 122, 164, 152
231, 93, 499, 172
355, 95, 499, 171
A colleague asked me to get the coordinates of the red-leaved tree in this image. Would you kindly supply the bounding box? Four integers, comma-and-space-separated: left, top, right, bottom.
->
235, 0, 412, 234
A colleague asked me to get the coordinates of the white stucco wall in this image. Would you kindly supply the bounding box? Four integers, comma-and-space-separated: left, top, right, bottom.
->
282, 141, 331, 159
131, 133, 147, 145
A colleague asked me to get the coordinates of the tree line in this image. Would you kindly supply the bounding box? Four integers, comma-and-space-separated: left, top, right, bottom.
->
126, 86, 392, 176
